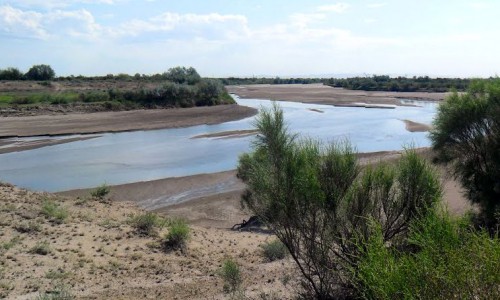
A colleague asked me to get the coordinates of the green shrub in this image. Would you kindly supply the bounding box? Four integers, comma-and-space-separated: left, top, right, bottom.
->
237, 104, 441, 298
162, 219, 189, 251
41, 200, 68, 224
29, 241, 51, 255
261, 239, 288, 261
90, 184, 110, 202
219, 258, 242, 295
355, 210, 500, 299
130, 212, 162, 236
430, 79, 500, 227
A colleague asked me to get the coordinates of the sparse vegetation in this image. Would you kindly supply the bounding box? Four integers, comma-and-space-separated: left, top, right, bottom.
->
219, 258, 243, 296
90, 184, 110, 202
162, 219, 190, 251
15, 221, 41, 233
29, 241, 51, 255
36, 284, 73, 300
41, 199, 68, 224
130, 212, 164, 236
261, 239, 288, 262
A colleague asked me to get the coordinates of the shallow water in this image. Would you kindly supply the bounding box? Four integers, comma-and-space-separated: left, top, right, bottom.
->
0, 97, 437, 192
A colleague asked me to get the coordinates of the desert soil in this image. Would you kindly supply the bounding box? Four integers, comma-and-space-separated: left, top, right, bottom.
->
0, 183, 297, 299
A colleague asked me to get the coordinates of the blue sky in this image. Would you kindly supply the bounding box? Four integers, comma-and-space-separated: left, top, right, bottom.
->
0, 0, 498, 77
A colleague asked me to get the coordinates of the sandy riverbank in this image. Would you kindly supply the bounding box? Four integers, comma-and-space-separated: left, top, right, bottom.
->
0, 104, 257, 138
226, 84, 448, 105
0, 104, 257, 153
59, 149, 470, 228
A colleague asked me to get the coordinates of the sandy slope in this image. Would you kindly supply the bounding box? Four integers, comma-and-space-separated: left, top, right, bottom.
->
0, 183, 297, 299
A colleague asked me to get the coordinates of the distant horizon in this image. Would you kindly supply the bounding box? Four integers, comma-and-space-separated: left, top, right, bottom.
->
1, 1, 499, 78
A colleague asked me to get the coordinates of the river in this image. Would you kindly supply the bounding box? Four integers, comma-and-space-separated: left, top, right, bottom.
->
0, 97, 437, 192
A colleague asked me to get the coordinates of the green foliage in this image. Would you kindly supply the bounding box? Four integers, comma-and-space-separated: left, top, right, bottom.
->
29, 241, 51, 255
430, 79, 500, 227
261, 239, 288, 261
41, 199, 68, 224
219, 258, 243, 295
130, 212, 164, 236
325, 75, 472, 92
237, 103, 442, 298
0, 67, 24, 80
90, 184, 110, 201
25, 64, 55, 81
355, 210, 500, 299
163, 66, 201, 85
162, 219, 190, 251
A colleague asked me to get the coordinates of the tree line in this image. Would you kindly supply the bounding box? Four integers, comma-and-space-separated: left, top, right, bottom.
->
0, 65, 56, 81
324, 75, 473, 92
1, 66, 234, 110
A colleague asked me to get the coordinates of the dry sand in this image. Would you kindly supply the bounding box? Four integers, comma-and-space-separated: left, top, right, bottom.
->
0, 104, 256, 138
227, 83, 448, 106
0, 183, 297, 299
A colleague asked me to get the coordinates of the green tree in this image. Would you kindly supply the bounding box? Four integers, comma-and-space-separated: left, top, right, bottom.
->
25, 64, 55, 81
196, 79, 224, 106
163, 66, 201, 85
430, 79, 500, 227
0, 67, 24, 80
237, 103, 441, 299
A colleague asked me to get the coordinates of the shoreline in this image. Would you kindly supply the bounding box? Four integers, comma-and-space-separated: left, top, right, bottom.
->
57, 148, 470, 228
0, 104, 257, 139
0, 104, 257, 153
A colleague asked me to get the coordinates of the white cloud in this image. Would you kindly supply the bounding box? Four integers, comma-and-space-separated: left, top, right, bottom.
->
112, 12, 249, 41
367, 3, 387, 9
0, 5, 47, 39
317, 3, 349, 13
0, 5, 101, 40
289, 13, 326, 28
5, 0, 117, 9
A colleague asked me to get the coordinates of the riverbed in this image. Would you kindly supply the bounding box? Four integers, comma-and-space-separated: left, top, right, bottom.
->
0, 97, 437, 192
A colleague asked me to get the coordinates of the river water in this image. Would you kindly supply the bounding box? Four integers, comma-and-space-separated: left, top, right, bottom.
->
0, 97, 437, 192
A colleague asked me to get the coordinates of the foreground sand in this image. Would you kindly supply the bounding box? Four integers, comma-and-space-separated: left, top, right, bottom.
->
0, 183, 297, 299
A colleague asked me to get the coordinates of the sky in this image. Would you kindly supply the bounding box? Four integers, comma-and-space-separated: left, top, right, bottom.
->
0, 0, 498, 78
